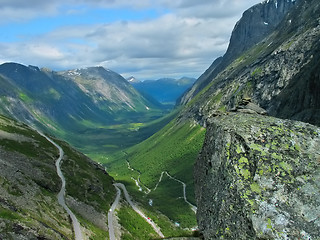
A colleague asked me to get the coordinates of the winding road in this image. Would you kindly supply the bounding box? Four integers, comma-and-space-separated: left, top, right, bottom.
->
126, 160, 151, 194
154, 171, 197, 213
108, 183, 164, 239
107, 185, 121, 240
164, 172, 197, 213
39, 131, 83, 240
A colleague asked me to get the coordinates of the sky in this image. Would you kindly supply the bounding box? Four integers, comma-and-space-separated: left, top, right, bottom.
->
0, 0, 261, 80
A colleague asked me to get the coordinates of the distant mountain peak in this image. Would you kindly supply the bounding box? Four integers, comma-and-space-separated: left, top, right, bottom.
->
61, 66, 117, 79
40, 67, 52, 72
64, 69, 82, 77
28, 65, 40, 71
127, 76, 141, 83
0, 61, 164, 138
130, 76, 196, 106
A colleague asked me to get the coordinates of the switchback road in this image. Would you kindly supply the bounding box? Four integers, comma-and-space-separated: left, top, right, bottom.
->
154, 171, 197, 213
39, 131, 83, 240
108, 183, 164, 239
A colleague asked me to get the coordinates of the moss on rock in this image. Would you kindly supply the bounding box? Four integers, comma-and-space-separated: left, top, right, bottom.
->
194, 113, 320, 239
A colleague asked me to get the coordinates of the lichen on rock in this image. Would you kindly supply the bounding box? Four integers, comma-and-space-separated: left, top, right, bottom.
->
194, 113, 320, 239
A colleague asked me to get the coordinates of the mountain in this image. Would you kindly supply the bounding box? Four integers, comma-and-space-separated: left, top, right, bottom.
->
111, 0, 320, 238
107, 117, 206, 228
0, 68, 192, 238
0, 63, 169, 154
127, 76, 141, 84
180, 0, 320, 126
0, 114, 115, 239
58, 67, 153, 113
179, 0, 298, 105
0, 63, 190, 237
131, 77, 196, 106
1, 0, 319, 238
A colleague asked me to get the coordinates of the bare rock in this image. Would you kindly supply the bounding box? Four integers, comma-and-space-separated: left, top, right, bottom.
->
194, 113, 320, 239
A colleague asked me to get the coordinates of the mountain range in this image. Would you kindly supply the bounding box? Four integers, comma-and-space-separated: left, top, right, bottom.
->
179, 0, 299, 106
129, 77, 196, 107
0, 0, 320, 239
0, 63, 171, 155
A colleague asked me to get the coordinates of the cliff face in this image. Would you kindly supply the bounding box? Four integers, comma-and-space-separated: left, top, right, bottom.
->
224, 0, 297, 65
179, 0, 298, 105
194, 113, 320, 239
181, 0, 320, 126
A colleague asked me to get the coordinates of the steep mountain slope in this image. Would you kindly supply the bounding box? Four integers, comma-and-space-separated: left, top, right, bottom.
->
131, 77, 196, 106
0, 63, 168, 154
181, 0, 320, 126
108, 118, 205, 228
180, 0, 299, 105
0, 114, 115, 239
59, 67, 156, 113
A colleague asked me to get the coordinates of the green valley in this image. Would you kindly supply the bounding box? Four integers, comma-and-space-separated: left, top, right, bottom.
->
0, 62, 204, 238
0, 63, 172, 157
104, 117, 206, 229
1, 0, 320, 239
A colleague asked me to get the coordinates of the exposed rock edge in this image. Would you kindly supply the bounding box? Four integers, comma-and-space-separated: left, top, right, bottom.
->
194, 113, 320, 239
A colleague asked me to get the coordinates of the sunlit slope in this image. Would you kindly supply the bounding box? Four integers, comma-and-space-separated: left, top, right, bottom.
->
107, 117, 206, 227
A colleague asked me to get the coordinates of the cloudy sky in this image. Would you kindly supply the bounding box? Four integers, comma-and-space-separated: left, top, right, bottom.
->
0, 0, 261, 80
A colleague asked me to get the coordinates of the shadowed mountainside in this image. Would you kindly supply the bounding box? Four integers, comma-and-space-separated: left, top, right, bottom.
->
179, 0, 299, 106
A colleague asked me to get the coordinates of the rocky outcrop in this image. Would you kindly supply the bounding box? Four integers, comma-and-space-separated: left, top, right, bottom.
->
194, 113, 320, 239
179, 0, 298, 105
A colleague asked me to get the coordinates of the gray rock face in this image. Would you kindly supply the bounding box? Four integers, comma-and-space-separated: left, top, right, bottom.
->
194, 113, 320, 239
224, 0, 297, 65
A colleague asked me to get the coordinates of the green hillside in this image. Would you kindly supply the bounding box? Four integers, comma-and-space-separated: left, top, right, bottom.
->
0, 114, 115, 239
104, 117, 206, 228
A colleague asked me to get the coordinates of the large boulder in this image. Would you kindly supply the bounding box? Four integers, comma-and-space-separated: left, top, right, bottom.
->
194, 113, 320, 239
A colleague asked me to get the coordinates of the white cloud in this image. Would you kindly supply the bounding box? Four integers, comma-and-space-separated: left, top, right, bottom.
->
0, 1, 58, 24
0, 0, 262, 80
159, 0, 261, 18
